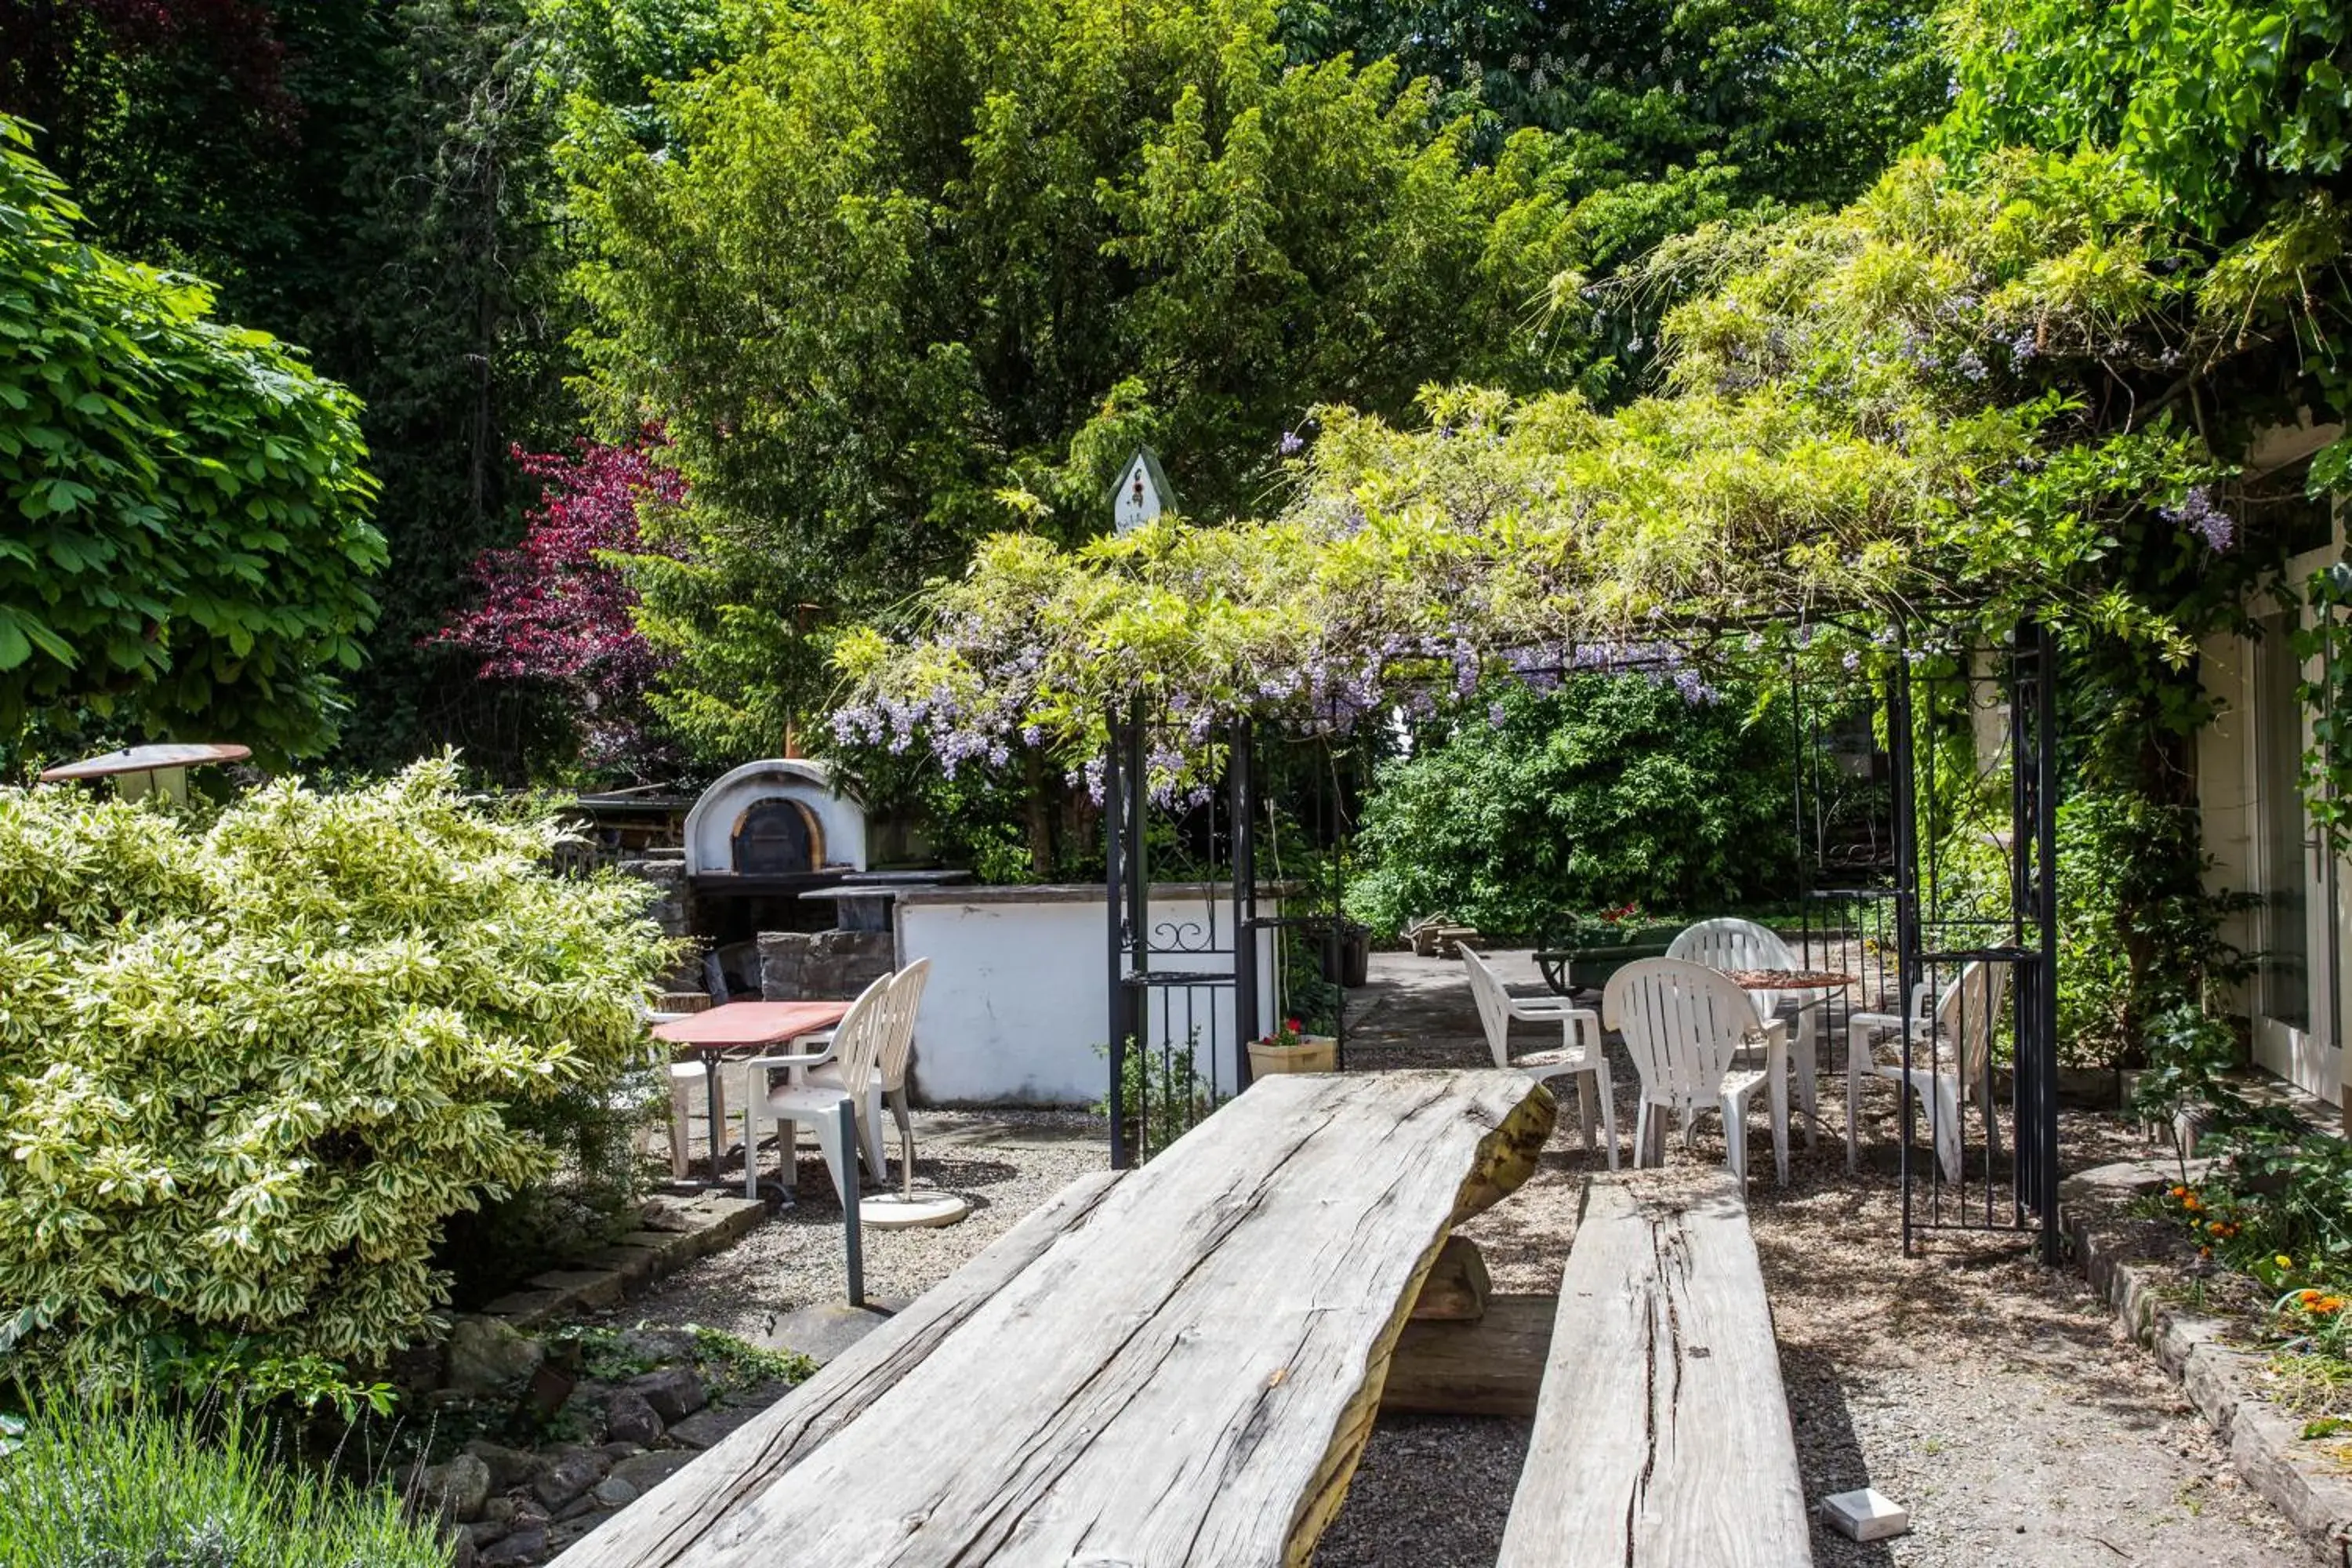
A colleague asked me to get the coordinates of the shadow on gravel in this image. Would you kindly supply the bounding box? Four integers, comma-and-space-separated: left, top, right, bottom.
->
1782, 1348, 1899, 1568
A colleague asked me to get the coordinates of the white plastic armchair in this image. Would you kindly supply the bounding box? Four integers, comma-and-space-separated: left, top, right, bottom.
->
1844, 960, 2009, 1183
742, 971, 894, 1204
639, 1009, 720, 1181
1461, 948, 1617, 1169
1668, 917, 1819, 1142
1603, 958, 1793, 1189
810, 958, 931, 1193
1667, 917, 1797, 1019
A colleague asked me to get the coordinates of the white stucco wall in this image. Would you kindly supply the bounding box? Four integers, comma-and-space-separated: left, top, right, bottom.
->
895, 884, 1284, 1105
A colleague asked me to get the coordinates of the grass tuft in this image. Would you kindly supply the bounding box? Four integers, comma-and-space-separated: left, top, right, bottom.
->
0, 1392, 447, 1567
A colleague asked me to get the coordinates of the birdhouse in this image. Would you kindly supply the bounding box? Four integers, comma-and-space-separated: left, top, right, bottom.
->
1111, 447, 1177, 535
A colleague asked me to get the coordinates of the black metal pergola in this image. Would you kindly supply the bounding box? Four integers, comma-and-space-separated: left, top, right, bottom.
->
1103, 619, 2066, 1263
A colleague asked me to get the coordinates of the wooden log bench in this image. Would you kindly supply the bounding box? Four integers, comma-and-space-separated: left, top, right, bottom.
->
1497, 1174, 1813, 1566
551, 1077, 1810, 1567
552, 1069, 1555, 1567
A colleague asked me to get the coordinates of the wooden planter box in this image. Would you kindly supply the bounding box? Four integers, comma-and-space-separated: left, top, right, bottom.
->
1250, 1035, 1338, 1077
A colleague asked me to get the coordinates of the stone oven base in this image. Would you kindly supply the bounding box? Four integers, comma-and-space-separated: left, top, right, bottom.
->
758, 929, 895, 1002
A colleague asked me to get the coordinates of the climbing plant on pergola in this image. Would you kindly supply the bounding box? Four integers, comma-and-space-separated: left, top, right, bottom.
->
825, 151, 2267, 789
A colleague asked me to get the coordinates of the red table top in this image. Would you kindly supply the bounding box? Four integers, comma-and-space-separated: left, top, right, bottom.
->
652, 1000, 851, 1047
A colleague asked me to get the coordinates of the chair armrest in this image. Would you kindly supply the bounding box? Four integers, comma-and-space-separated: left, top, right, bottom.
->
1504, 995, 1592, 1023
741, 1047, 838, 1070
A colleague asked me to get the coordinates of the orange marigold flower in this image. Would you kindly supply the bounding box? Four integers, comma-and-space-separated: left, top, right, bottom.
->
2321, 1297, 2347, 1314
2183, 1196, 2202, 1210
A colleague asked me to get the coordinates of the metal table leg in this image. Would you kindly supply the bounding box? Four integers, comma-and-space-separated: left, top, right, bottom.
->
703, 1050, 726, 1185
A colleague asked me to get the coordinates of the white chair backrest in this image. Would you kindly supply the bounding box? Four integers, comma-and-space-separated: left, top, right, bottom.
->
877, 958, 931, 1091
1667, 917, 1796, 1019
1604, 958, 1762, 1109
826, 971, 898, 1102
1933, 960, 2009, 1087
1460, 949, 1516, 1070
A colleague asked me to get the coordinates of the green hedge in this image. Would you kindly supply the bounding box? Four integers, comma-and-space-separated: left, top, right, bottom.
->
0, 758, 674, 1378
1348, 676, 1798, 942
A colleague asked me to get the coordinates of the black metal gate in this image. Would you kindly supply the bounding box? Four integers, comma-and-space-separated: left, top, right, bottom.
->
1795, 626, 2063, 1261
1104, 710, 1359, 1168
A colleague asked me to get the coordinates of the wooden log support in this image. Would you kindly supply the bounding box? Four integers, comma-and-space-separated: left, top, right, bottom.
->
556, 1069, 1553, 1568
1381, 1293, 1553, 1417
1408, 1235, 1492, 1321
1497, 1174, 1813, 1568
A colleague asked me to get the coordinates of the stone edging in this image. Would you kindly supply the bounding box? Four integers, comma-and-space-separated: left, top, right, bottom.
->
2062, 1159, 2352, 1566
473, 1191, 768, 1329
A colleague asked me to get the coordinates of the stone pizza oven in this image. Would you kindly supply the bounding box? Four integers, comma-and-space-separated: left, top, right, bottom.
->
684, 758, 866, 880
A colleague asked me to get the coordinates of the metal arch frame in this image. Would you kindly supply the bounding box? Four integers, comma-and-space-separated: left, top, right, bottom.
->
1105, 706, 1360, 1169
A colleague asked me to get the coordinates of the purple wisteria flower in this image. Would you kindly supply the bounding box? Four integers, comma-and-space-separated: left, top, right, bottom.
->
2163, 486, 2234, 553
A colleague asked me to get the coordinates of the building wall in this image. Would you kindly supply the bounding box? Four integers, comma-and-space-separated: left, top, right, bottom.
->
2197, 627, 2259, 1021
894, 884, 1285, 1105
2198, 417, 2345, 1107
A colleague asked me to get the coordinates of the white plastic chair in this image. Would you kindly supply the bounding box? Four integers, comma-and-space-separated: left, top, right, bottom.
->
664, 1061, 725, 1180
1462, 949, 1617, 1169
638, 1010, 731, 1181
1846, 960, 2008, 1184
1667, 917, 1819, 1142
808, 958, 931, 1189
742, 972, 894, 1204
1603, 958, 1793, 1189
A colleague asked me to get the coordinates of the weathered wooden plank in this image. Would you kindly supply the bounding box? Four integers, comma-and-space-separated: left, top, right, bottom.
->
552, 1169, 1125, 1568
607, 1069, 1551, 1568
1381, 1293, 1553, 1417
1497, 1174, 1812, 1568
1409, 1235, 1493, 1322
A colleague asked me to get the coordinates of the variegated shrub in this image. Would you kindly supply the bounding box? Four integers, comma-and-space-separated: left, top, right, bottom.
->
0, 757, 674, 1377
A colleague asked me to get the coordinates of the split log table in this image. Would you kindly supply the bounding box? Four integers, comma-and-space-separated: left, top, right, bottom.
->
550, 1069, 1555, 1568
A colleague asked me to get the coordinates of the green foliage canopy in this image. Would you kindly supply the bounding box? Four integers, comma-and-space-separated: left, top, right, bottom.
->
834, 147, 2260, 793
0, 760, 673, 1376
0, 118, 384, 763
1282, 0, 1947, 209
563, 0, 1633, 758
3, 5, 593, 779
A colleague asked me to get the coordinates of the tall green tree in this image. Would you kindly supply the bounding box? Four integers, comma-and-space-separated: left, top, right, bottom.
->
564, 0, 1617, 758
1279, 0, 1948, 210
2, 2, 583, 779
0, 118, 383, 763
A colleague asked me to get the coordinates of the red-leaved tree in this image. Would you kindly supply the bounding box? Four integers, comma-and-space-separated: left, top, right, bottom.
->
435, 436, 684, 773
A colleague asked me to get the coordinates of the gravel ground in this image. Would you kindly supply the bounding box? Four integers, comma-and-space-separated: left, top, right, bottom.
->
1316, 951, 2307, 1566
601, 953, 2311, 1566
612, 1109, 1106, 1343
